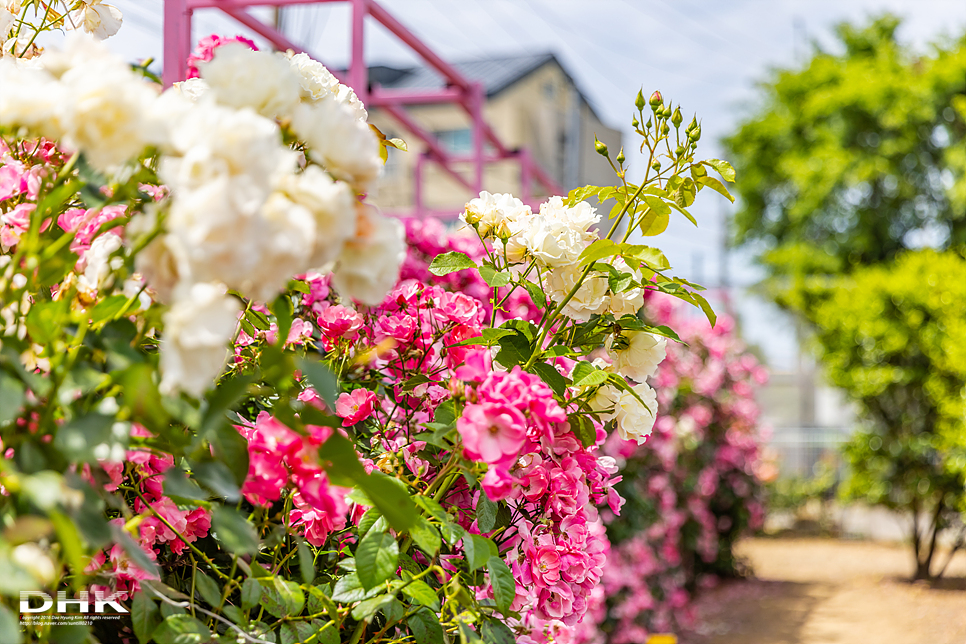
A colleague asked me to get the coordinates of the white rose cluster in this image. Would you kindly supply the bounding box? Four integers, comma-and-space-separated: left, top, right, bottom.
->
589, 380, 658, 445
1, 35, 404, 397
461, 191, 646, 322
461, 190, 668, 444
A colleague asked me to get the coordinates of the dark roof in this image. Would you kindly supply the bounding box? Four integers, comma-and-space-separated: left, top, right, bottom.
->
369, 52, 562, 98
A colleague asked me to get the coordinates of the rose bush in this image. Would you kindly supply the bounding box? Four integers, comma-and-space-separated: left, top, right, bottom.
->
0, 11, 738, 644
583, 297, 768, 642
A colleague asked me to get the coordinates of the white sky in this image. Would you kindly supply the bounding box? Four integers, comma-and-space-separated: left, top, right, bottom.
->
63, 0, 966, 369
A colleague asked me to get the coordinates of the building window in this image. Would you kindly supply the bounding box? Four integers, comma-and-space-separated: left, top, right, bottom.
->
435, 128, 472, 154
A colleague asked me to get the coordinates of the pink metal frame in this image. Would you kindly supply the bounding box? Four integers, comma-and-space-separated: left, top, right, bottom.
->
163, 0, 562, 216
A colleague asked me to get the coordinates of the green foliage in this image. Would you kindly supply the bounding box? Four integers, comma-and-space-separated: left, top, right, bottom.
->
794, 250, 966, 577
726, 15, 966, 273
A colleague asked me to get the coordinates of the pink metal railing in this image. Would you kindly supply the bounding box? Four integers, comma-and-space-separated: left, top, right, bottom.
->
162, 0, 562, 216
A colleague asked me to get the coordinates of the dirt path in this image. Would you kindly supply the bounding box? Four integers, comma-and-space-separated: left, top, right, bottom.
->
681, 537, 966, 644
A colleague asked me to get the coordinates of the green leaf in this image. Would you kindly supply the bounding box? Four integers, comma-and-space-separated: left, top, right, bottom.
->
463, 534, 496, 571
567, 184, 600, 207
262, 578, 305, 618
673, 177, 697, 208
481, 618, 516, 644
530, 361, 568, 397
357, 507, 383, 538
211, 423, 250, 487
152, 614, 211, 644
308, 586, 339, 624
163, 468, 207, 501
351, 595, 393, 622
622, 245, 671, 271
428, 251, 477, 276
704, 158, 736, 182
409, 608, 445, 644
241, 577, 262, 611
638, 208, 670, 237
271, 294, 294, 347
212, 506, 259, 555
578, 239, 620, 266
201, 374, 253, 437
281, 622, 317, 644
317, 431, 368, 486
486, 556, 516, 616
191, 460, 241, 502
194, 572, 221, 607
414, 496, 451, 523
571, 361, 609, 388
476, 493, 498, 533
569, 414, 598, 448
495, 333, 532, 368
131, 592, 160, 644
356, 530, 399, 591
0, 370, 25, 426
402, 580, 440, 609
25, 298, 68, 345
297, 357, 340, 409
409, 516, 441, 555
695, 175, 735, 202
332, 572, 371, 603
361, 471, 417, 533
54, 413, 127, 464
478, 265, 511, 287
449, 327, 513, 348
89, 294, 130, 325
690, 290, 717, 327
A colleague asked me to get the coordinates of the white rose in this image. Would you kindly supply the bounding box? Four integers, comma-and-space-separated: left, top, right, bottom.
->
76, 231, 122, 301
332, 206, 405, 306
11, 543, 56, 585
546, 264, 610, 322
290, 101, 383, 192
590, 382, 657, 444
275, 165, 356, 268
288, 52, 340, 102
522, 215, 584, 268
165, 176, 315, 303
160, 100, 290, 193
172, 77, 209, 102
607, 331, 667, 382
462, 191, 531, 238
199, 43, 301, 120
160, 282, 240, 397
135, 235, 181, 303
56, 44, 159, 171
0, 57, 65, 138
539, 195, 600, 235
70, 1, 123, 40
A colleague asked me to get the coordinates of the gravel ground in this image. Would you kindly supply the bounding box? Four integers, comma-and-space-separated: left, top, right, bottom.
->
681, 537, 966, 644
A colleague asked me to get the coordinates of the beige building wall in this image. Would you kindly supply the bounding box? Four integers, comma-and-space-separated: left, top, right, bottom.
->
367, 58, 622, 218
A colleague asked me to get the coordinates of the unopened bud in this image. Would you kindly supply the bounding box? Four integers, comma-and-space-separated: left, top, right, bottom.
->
690, 126, 701, 141
662, 106, 673, 119
671, 107, 683, 128
616, 147, 625, 165
645, 118, 652, 130
594, 137, 609, 157
651, 160, 661, 172
649, 91, 663, 110
661, 122, 670, 136
687, 116, 698, 132
631, 115, 640, 128
494, 220, 512, 241
635, 89, 646, 112
675, 145, 685, 157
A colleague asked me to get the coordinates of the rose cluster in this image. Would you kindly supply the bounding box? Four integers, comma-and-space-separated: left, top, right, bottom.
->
0, 33, 405, 399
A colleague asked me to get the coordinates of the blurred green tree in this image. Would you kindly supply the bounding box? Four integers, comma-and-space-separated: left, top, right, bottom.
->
725, 15, 966, 579
804, 251, 966, 579
726, 15, 966, 275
